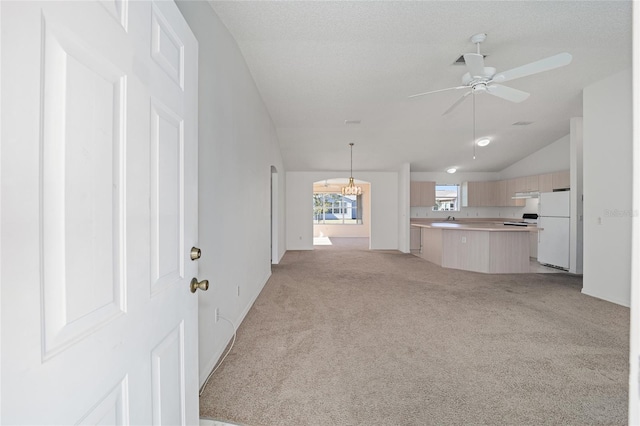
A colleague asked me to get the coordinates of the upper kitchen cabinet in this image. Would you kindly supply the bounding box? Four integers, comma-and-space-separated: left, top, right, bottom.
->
495, 180, 508, 206
460, 170, 569, 208
410, 181, 436, 207
512, 175, 538, 193
506, 178, 525, 207
513, 176, 527, 193
464, 179, 522, 207
462, 181, 501, 207
525, 175, 539, 192
539, 171, 570, 192
539, 173, 554, 193
552, 170, 570, 190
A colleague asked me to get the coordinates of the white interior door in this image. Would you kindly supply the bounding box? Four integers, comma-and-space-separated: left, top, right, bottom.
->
1, 1, 200, 424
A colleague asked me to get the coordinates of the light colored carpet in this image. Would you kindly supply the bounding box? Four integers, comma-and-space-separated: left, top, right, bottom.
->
200, 240, 629, 425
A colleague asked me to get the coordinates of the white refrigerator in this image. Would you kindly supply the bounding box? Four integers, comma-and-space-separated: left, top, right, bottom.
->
538, 191, 570, 270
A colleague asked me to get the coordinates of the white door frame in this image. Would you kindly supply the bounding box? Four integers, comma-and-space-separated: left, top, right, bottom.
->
628, 2, 640, 422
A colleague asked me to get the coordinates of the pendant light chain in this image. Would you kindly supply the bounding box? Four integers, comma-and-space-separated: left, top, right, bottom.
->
350, 143, 354, 177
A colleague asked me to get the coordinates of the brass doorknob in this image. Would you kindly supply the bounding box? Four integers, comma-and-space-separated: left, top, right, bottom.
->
190, 247, 202, 260
190, 278, 209, 293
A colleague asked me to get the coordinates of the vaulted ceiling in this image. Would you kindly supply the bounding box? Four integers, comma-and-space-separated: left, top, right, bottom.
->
208, 1, 632, 173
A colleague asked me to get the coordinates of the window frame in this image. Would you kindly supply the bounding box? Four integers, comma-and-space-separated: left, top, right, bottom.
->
431, 184, 461, 212
313, 192, 363, 225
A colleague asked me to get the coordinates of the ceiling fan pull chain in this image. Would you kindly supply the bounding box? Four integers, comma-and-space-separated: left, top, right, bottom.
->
472, 94, 476, 160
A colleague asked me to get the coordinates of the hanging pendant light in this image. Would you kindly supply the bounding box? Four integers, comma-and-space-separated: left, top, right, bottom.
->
342, 143, 362, 196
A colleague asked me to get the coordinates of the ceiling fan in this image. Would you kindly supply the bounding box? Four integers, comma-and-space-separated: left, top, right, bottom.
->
409, 33, 572, 115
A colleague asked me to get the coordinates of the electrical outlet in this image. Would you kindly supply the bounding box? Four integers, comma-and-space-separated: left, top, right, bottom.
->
214, 308, 219, 323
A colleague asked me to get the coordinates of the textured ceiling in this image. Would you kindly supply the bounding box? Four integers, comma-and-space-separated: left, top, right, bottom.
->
208, 0, 632, 173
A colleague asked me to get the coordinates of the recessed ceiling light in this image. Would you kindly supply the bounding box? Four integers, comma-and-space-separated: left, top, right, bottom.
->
477, 138, 491, 147
446, 168, 457, 174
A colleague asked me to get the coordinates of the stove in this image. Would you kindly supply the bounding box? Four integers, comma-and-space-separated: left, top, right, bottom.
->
522, 213, 538, 225
503, 213, 538, 226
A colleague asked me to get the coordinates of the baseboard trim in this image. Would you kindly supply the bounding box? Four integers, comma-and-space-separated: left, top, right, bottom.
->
581, 288, 630, 308
199, 270, 272, 387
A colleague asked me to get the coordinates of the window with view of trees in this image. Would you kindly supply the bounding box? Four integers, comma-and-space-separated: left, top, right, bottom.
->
313, 193, 363, 225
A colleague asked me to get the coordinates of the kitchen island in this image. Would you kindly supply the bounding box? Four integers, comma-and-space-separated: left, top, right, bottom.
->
411, 221, 540, 274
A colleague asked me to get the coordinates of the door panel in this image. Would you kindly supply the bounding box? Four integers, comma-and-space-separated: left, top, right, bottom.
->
77, 377, 130, 425
151, 100, 185, 294
100, 0, 129, 30
1, 1, 199, 424
151, 323, 186, 426
41, 15, 127, 357
151, 5, 184, 88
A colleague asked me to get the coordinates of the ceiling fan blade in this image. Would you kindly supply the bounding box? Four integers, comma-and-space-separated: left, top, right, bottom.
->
486, 84, 530, 102
408, 85, 468, 99
463, 53, 485, 77
442, 91, 472, 115
492, 52, 572, 83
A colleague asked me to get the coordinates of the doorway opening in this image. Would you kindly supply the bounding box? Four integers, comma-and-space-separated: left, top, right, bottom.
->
271, 166, 279, 264
312, 178, 370, 249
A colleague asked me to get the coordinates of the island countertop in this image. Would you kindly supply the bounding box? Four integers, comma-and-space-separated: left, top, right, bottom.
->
410, 221, 540, 232
410, 219, 538, 273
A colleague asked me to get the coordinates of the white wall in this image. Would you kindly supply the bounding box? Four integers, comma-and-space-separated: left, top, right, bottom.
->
176, 1, 286, 386
583, 68, 633, 307
499, 134, 570, 179
629, 4, 640, 418
569, 117, 584, 274
398, 163, 411, 253
287, 171, 400, 250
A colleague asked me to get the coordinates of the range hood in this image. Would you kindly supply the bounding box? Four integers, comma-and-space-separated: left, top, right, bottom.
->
512, 191, 540, 199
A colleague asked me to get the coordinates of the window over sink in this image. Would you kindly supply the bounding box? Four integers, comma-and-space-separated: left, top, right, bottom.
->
432, 184, 460, 212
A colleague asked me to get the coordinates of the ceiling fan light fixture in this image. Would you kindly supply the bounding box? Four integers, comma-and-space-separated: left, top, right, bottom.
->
446, 168, 457, 174
408, 35, 571, 116
477, 138, 491, 147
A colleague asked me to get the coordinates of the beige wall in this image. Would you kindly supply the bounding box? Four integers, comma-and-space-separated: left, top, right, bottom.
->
313, 182, 371, 238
